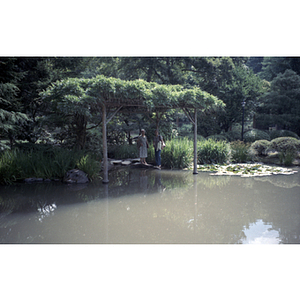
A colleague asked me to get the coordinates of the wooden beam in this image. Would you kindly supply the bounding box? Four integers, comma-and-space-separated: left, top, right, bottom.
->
182, 107, 195, 125
107, 105, 123, 124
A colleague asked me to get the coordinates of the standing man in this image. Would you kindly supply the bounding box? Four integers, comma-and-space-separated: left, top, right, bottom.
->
153, 129, 164, 168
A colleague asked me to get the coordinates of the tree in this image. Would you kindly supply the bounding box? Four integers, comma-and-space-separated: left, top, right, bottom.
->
0, 58, 29, 148
181, 57, 265, 132
246, 57, 264, 74
40, 77, 102, 150
40, 75, 224, 151
256, 69, 300, 135
259, 57, 300, 81
80, 57, 264, 135
116, 57, 188, 84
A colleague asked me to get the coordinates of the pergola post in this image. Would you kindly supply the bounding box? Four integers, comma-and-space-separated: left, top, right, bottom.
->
193, 108, 198, 175
102, 102, 109, 184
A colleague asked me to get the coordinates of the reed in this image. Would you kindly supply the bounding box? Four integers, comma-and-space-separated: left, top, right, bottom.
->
230, 141, 251, 163
197, 139, 230, 164
0, 148, 101, 184
162, 138, 194, 169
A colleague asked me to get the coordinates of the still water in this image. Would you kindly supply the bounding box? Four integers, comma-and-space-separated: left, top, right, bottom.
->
0, 167, 299, 244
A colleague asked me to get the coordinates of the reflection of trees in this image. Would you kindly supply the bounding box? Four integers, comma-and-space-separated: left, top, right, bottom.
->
1, 168, 300, 244
254, 173, 300, 189
144, 173, 300, 244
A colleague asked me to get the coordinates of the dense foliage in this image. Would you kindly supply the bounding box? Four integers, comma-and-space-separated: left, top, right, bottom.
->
1, 56, 300, 183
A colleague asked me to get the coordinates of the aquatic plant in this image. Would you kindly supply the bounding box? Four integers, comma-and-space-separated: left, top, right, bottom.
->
198, 163, 297, 177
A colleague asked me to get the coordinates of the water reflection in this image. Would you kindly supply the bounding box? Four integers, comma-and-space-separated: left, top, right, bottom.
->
242, 219, 280, 244
0, 167, 299, 244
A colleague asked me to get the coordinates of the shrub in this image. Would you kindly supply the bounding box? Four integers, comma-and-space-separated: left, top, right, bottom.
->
230, 141, 252, 163
269, 130, 300, 140
0, 147, 101, 185
76, 154, 101, 180
197, 139, 230, 164
177, 123, 193, 137
250, 140, 270, 156
243, 129, 271, 143
278, 150, 296, 166
0, 149, 20, 184
268, 137, 300, 153
109, 144, 138, 159
162, 138, 193, 169
223, 130, 242, 142
206, 134, 229, 142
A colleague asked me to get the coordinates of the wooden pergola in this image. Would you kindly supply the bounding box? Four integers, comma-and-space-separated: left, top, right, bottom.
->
86, 76, 225, 183
41, 75, 224, 183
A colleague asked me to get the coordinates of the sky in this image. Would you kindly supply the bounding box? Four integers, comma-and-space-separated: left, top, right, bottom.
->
1, 1, 299, 57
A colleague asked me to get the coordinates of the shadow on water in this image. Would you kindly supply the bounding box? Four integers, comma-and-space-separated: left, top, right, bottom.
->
0, 167, 300, 244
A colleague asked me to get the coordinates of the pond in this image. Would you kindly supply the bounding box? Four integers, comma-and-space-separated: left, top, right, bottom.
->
0, 166, 300, 244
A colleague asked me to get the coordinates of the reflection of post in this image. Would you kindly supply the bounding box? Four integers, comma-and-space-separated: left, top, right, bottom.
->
193, 109, 198, 174
104, 183, 109, 243
102, 103, 109, 184
194, 175, 198, 239
139, 170, 148, 192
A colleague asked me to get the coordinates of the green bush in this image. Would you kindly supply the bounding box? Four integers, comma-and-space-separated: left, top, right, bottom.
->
0, 147, 101, 185
206, 134, 229, 142
162, 138, 193, 169
177, 123, 193, 137
250, 140, 270, 156
278, 150, 296, 166
109, 144, 138, 159
198, 139, 230, 164
269, 130, 299, 140
223, 130, 242, 142
268, 137, 300, 153
230, 141, 252, 163
243, 129, 271, 143
76, 154, 101, 180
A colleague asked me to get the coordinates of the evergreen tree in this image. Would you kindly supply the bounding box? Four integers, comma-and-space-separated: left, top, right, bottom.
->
0, 58, 29, 148
256, 69, 300, 135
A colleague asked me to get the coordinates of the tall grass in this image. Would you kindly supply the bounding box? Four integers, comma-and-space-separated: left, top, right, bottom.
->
76, 154, 101, 180
109, 144, 138, 159
0, 148, 101, 185
230, 141, 252, 163
197, 139, 230, 164
162, 138, 194, 169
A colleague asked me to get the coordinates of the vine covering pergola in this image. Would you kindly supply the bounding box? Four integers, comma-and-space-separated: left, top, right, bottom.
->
42, 75, 225, 183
